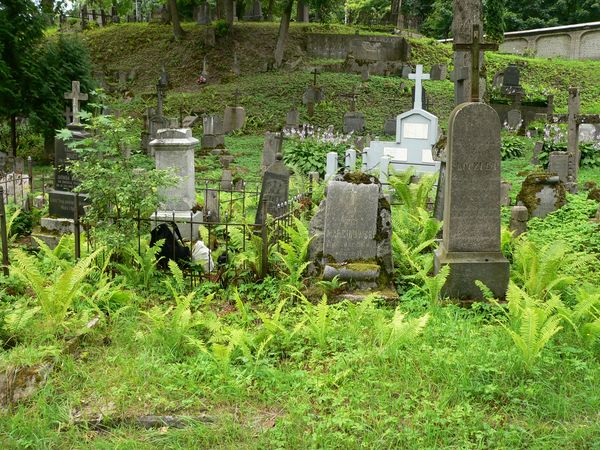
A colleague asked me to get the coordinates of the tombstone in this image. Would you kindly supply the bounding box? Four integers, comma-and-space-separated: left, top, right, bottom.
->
48, 81, 89, 219
221, 170, 233, 191
578, 124, 600, 143
501, 64, 523, 96
430, 64, 448, 81
219, 155, 234, 169
383, 118, 397, 136
509, 205, 528, 237
243, 0, 262, 20
204, 189, 220, 223
150, 129, 202, 241
361, 65, 370, 82
223, 91, 246, 133
202, 115, 225, 149
309, 176, 393, 288
343, 111, 365, 134
325, 152, 338, 180
182, 115, 200, 128
262, 132, 283, 172
548, 151, 569, 183
531, 141, 543, 165
433, 102, 509, 301
506, 109, 522, 130
284, 107, 300, 132
303, 86, 324, 106
500, 181, 512, 206
255, 155, 290, 225
401, 65, 412, 78
516, 173, 566, 219
195, 1, 210, 25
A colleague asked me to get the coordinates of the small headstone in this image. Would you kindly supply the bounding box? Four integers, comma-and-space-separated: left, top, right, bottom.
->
303, 86, 324, 106
204, 189, 220, 222
255, 155, 290, 225
284, 107, 300, 132
531, 141, 543, 165
383, 118, 396, 136
578, 123, 600, 142
401, 65, 412, 78
509, 205, 528, 236
506, 109, 522, 130
243, 0, 263, 20
202, 115, 225, 149
223, 107, 246, 133
219, 155, 234, 169
325, 152, 338, 180
500, 181, 512, 206
343, 112, 365, 134
262, 132, 283, 172
182, 115, 200, 128
361, 65, 370, 81
502, 64, 520, 87
221, 170, 233, 191
548, 151, 569, 183
433, 102, 509, 300
517, 173, 566, 219
430, 64, 447, 81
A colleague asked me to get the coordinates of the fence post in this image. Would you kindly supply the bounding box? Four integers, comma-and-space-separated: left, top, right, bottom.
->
27, 156, 33, 211
260, 201, 268, 279
74, 193, 81, 260
0, 187, 9, 277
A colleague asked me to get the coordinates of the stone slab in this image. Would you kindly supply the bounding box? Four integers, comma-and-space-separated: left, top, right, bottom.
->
150, 210, 203, 241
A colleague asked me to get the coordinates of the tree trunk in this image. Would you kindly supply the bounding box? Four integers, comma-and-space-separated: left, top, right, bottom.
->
273, 0, 294, 68
167, 0, 185, 40
267, 0, 274, 21
44, 133, 55, 163
10, 115, 17, 157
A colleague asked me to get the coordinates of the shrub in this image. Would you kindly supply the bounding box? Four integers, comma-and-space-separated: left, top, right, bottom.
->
501, 135, 526, 160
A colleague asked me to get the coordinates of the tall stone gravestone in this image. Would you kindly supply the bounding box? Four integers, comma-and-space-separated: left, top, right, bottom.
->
309, 175, 393, 288
150, 129, 202, 241
255, 155, 290, 225
434, 102, 509, 300
49, 81, 89, 218
223, 90, 246, 133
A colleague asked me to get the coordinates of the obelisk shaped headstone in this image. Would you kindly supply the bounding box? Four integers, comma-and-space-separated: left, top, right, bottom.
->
434, 102, 509, 300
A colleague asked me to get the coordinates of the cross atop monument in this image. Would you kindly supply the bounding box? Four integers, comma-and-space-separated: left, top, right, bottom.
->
340, 88, 359, 112
408, 64, 430, 110
64, 81, 88, 126
452, 24, 498, 103
311, 68, 320, 86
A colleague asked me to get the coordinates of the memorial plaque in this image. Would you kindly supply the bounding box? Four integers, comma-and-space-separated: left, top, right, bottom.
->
323, 181, 379, 262
403, 122, 429, 140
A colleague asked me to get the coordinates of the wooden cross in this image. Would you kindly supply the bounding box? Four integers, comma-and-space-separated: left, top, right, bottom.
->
311, 68, 320, 86
452, 24, 498, 102
64, 81, 88, 125
408, 64, 430, 110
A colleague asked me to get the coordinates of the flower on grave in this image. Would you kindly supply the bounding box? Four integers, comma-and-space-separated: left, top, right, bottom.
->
196, 75, 207, 85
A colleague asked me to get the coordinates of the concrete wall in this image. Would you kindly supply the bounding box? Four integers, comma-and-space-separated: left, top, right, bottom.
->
306, 34, 410, 62
499, 22, 600, 60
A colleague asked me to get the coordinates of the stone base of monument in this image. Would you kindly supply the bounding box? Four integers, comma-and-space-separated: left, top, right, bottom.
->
150, 211, 203, 241
434, 249, 510, 301
31, 218, 84, 249
323, 263, 381, 289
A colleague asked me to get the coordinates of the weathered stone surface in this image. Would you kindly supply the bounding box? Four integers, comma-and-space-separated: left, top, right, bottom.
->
501, 181, 512, 206
507, 109, 522, 129
262, 132, 282, 172
383, 118, 396, 136
255, 156, 290, 225
430, 63, 448, 80
531, 141, 543, 165
323, 181, 379, 262
204, 189, 219, 223
434, 102, 509, 300
302, 86, 324, 105
548, 151, 569, 183
223, 107, 246, 133
509, 205, 528, 236
343, 112, 365, 134
516, 173, 566, 218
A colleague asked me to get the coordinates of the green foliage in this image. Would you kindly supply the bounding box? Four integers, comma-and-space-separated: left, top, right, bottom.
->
501, 135, 526, 160
484, 0, 506, 43
376, 309, 430, 359
116, 239, 163, 292
274, 217, 312, 289
213, 19, 229, 38
496, 282, 562, 369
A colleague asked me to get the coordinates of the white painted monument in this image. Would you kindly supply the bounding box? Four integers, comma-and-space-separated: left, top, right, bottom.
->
364, 65, 440, 176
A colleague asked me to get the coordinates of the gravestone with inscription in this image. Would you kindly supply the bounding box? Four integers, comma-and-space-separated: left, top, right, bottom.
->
548, 151, 569, 183
202, 115, 225, 149
506, 109, 522, 129
434, 102, 509, 300
255, 154, 290, 225
150, 129, 202, 240
309, 175, 393, 288
364, 65, 439, 176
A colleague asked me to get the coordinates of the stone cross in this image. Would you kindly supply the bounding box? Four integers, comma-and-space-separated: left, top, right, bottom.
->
408, 64, 430, 110
64, 106, 73, 125
341, 89, 359, 112
64, 81, 88, 125
452, 25, 498, 102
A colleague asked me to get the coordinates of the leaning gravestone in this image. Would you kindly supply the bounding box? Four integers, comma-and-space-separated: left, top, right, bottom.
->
309, 173, 393, 289
255, 154, 290, 225
150, 129, 202, 241
516, 173, 566, 219
434, 102, 509, 300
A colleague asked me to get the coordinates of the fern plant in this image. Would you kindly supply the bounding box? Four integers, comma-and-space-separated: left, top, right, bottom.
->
389, 171, 437, 212
497, 282, 562, 369
10, 246, 104, 336
274, 217, 312, 289
116, 239, 162, 292
376, 308, 430, 359
301, 294, 333, 350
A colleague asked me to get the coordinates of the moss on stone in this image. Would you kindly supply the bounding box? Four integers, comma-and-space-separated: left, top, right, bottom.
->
342, 172, 377, 185
330, 262, 380, 272
516, 172, 566, 214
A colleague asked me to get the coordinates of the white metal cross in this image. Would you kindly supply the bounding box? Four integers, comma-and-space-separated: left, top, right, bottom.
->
408, 64, 430, 110
63, 81, 88, 125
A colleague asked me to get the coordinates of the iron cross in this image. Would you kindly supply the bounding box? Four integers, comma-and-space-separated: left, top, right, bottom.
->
452, 24, 498, 102
311, 68, 320, 86
64, 81, 88, 125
